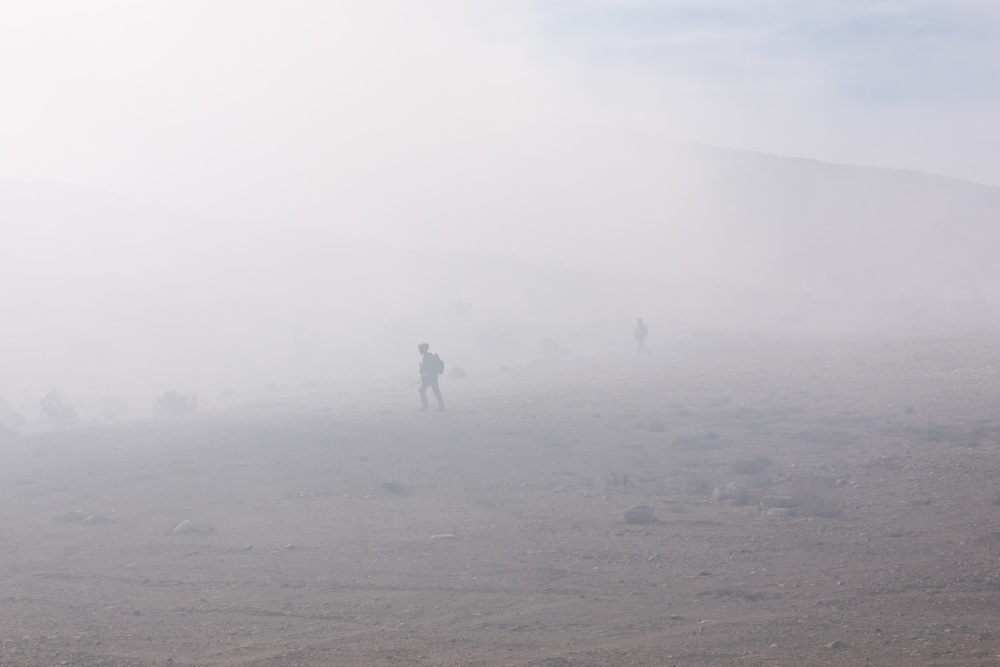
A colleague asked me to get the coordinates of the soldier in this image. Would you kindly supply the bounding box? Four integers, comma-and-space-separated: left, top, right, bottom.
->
417, 343, 445, 411
634, 318, 652, 358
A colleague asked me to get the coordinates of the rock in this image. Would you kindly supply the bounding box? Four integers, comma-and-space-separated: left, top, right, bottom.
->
624, 505, 661, 525
712, 482, 749, 504
606, 471, 629, 487
83, 514, 113, 524
52, 511, 86, 523
172, 520, 201, 534
825, 640, 847, 649
766, 507, 796, 518
760, 495, 797, 509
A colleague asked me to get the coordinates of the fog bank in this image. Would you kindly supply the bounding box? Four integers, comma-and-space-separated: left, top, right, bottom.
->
4, 134, 1000, 426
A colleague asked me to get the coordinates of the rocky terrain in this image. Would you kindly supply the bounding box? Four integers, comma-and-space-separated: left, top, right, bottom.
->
3, 331, 1000, 666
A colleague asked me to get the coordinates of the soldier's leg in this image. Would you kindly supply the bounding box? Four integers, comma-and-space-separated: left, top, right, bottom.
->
431, 379, 444, 411
419, 380, 430, 410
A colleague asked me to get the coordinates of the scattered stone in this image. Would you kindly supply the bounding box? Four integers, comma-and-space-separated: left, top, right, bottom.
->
52, 511, 86, 523
760, 495, 797, 509
712, 482, 749, 504
825, 640, 847, 649
83, 514, 113, 525
766, 508, 796, 518
431, 533, 459, 539
624, 505, 661, 525
172, 520, 201, 534
606, 471, 629, 487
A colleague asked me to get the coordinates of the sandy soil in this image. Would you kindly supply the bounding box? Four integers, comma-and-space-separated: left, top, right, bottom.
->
3, 332, 1000, 666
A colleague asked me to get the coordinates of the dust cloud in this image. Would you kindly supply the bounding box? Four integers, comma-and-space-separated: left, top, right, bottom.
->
3, 2, 1000, 430
4, 132, 1000, 430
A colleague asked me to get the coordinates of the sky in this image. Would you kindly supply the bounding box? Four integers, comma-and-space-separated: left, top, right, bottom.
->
2, 0, 1000, 244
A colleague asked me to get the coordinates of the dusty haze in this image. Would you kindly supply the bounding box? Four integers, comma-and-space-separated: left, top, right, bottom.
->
5, 5, 1000, 666
1, 2, 1000, 440
0, 0, 1000, 422
4, 136, 1000, 426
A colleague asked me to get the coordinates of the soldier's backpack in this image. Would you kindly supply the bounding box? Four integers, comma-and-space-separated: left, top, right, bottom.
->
432, 353, 445, 375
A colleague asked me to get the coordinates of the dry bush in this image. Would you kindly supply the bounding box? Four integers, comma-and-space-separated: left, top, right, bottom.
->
39, 389, 78, 428
154, 391, 198, 417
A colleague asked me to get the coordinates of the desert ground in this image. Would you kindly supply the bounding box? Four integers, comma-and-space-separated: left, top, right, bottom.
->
3, 331, 1000, 666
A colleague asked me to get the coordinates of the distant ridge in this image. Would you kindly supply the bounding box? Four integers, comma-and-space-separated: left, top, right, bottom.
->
390, 129, 1000, 302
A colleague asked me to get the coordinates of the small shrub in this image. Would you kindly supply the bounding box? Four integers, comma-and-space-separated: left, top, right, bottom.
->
39, 389, 78, 428
154, 391, 198, 417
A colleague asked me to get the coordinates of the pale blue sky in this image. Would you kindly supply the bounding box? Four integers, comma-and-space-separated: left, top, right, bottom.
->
533, 1, 1000, 105
2, 0, 998, 236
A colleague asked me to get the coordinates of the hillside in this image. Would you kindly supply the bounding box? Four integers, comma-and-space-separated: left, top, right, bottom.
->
393, 131, 1000, 301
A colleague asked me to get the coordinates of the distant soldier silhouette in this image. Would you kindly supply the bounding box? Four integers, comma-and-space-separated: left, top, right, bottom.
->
633, 318, 652, 358
417, 343, 445, 411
